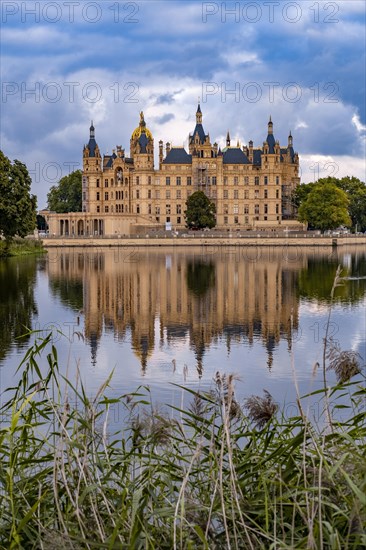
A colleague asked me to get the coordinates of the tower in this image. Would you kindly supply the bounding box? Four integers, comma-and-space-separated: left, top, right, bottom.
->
83, 121, 101, 214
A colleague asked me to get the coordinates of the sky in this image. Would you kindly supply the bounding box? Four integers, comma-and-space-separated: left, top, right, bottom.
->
1, 0, 365, 209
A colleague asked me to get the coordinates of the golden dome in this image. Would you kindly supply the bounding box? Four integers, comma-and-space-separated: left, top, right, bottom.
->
131, 111, 153, 141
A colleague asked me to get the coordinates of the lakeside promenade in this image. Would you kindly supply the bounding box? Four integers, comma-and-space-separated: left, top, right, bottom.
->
42, 234, 366, 248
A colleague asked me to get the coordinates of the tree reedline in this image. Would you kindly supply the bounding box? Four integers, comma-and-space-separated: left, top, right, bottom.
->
184, 190, 216, 229
294, 176, 366, 232
47, 170, 82, 213
0, 268, 365, 548
0, 150, 38, 256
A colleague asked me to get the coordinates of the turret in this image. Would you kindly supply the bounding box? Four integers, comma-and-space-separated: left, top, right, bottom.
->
196, 102, 202, 124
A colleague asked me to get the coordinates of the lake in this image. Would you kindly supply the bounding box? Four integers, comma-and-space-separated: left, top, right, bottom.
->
0, 245, 365, 422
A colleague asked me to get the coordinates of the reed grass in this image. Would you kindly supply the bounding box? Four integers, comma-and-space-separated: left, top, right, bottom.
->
0, 238, 46, 258
0, 332, 365, 549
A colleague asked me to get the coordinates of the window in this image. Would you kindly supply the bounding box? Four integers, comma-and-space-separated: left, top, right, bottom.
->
234, 176, 239, 186
136, 176, 140, 185
264, 176, 268, 185
276, 176, 280, 185
177, 216, 181, 224
96, 192, 100, 201
224, 204, 229, 214
244, 176, 249, 185
166, 216, 170, 222
155, 206, 160, 215
234, 216, 239, 224
111, 192, 114, 199
105, 179, 108, 187
111, 205, 114, 213
224, 176, 228, 185
96, 179, 100, 187
244, 204, 249, 214
136, 190, 140, 199
233, 204, 239, 214
105, 192, 109, 200
96, 206, 100, 213
223, 190, 228, 199
224, 216, 228, 225
264, 204, 268, 214
187, 176, 192, 185
136, 205, 140, 214
155, 178, 160, 185
264, 189, 268, 199
176, 204, 182, 214
212, 176, 217, 185
166, 190, 171, 199
166, 204, 171, 215
176, 176, 181, 186
83, 192, 86, 201
255, 190, 259, 198
276, 189, 279, 199
255, 204, 259, 214
245, 216, 249, 224
155, 190, 160, 199
244, 190, 249, 199
276, 204, 279, 214
148, 176, 151, 185
166, 177, 170, 186
148, 189, 151, 199
176, 190, 181, 199
234, 190, 239, 199
148, 204, 152, 214
105, 206, 109, 213
255, 176, 259, 185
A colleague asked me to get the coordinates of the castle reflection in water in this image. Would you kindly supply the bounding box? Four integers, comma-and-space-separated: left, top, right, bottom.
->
47, 246, 314, 373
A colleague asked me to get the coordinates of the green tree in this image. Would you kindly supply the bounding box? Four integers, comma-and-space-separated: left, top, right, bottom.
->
298, 182, 351, 231
333, 176, 366, 232
294, 177, 366, 232
47, 170, 82, 213
0, 150, 37, 241
184, 191, 216, 229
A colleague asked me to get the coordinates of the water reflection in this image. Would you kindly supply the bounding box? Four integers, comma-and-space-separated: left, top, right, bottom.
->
298, 252, 366, 304
45, 246, 366, 376
0, 257, 38, 362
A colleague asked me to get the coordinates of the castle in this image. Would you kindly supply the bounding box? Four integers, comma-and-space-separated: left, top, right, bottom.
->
46, 104, 302, 236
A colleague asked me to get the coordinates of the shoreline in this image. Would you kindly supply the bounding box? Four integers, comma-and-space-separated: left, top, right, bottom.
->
41, 235, 366, 248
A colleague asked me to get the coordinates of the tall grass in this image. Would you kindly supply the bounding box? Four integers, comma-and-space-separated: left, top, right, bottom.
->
0, 331, 365, 549
0, 238, 46, 258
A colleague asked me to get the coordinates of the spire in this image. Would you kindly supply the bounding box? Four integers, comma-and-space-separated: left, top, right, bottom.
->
288, 130, 293, 147
90, 120, 95, 139
268, 116, 273, 134
196, 101, 202, 124
226, 131, 231, 147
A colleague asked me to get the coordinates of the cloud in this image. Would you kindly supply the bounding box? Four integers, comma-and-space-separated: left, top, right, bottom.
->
152, 113, 175, 125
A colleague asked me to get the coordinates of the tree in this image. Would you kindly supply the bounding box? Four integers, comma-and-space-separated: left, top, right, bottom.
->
0, 150, 37, 241
47, 170, 82, 213
294, 177, 366, 232
298, 182, 351, 231
184, 191, 216, 229
333, 176, 366, 232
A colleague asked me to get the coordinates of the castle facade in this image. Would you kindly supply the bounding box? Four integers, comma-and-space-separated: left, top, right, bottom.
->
46, 104, 302, 236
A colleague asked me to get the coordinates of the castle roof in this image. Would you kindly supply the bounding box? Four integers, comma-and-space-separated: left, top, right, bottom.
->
223, 147, 250, 164
163, 147, 192, 164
